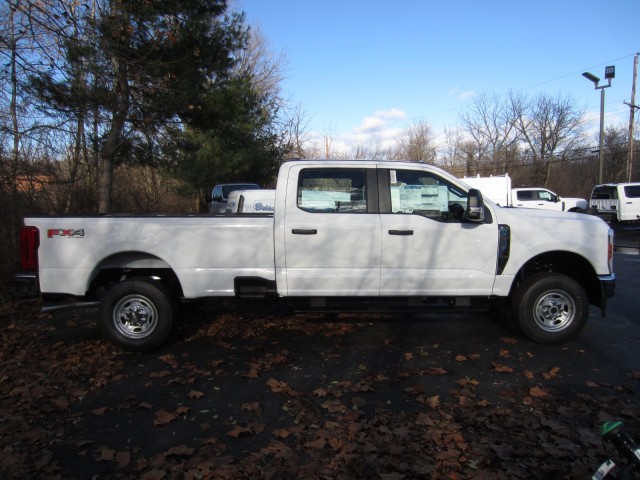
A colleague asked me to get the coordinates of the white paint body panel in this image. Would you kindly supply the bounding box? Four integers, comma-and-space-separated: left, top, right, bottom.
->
27, 160, 613, 301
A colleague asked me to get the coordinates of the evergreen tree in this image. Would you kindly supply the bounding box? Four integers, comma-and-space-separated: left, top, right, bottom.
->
29, 0, 281, 213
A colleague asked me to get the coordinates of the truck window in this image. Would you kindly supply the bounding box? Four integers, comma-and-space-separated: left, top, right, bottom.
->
297, 168, 368, 213
516, 191, 533, 200
537, 190, 555, 202
591, 186, 616, 199
387, 169, 467, 222
624, 185, 640, 198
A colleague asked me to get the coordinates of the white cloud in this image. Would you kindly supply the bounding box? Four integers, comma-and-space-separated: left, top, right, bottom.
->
373, 108, 407, 120
355, 116, 386, 134
447, 87, 475, 100
305, 108, 410, 156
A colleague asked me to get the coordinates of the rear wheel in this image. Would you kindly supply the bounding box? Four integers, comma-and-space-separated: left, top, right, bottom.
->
512, 272, 588, 344
99, 279, 175, 352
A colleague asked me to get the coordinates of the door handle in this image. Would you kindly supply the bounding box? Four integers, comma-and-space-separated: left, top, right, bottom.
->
388, 229, 414, 236
292, 229, 318, 235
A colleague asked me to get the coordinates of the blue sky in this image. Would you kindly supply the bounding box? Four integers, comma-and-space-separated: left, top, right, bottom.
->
238, 0, 639, 153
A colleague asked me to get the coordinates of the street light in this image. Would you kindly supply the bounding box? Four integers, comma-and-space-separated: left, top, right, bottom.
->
582, 65, 615, 184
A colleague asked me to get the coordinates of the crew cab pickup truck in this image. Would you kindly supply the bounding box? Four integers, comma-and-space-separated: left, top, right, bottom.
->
13, 160, 615, 351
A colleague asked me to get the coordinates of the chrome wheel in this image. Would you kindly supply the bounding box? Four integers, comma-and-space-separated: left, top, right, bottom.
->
112, 294, 158, 339
532, 289, 575, 332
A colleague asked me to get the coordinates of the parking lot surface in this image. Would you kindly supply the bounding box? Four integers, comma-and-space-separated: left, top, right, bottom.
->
1, 226, 639, 478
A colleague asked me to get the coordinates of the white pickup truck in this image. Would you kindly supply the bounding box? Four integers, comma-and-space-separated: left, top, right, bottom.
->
590, 183, 640, 222
463, 174, 588, 212
13, 160, 615, 351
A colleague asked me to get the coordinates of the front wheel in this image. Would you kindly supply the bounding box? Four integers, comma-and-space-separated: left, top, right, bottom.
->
99, 279, 175, 352
511, 272, 588, 344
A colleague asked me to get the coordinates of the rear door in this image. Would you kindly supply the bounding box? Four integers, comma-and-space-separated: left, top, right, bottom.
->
278, 164, 381, 296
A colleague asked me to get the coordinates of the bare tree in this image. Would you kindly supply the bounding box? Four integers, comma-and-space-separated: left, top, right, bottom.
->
509, 91, 585, 187
393, 120, 437, 163
459, 91, 520, 175
441, 126, 468, 176
234, 25, 287, 114
280, 102, 311, 159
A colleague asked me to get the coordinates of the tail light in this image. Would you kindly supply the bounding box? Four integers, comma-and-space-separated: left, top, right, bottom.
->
608, 228, 614, 273
20, 226, 39, 271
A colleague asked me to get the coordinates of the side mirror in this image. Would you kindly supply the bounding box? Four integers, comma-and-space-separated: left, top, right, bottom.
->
465, 189, 485, 222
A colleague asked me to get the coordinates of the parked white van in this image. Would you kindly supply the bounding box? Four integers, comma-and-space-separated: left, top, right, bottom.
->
590, 183, 640, 222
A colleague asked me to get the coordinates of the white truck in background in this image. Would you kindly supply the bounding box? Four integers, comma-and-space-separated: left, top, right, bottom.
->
225, 189, 276, 214
209, 183, 261, 213
13, 160, 615, 352
590, 183, 640, 222
463, 173, 588, 212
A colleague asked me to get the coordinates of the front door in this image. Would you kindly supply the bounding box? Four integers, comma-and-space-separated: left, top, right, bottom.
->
378, 168, 498, 296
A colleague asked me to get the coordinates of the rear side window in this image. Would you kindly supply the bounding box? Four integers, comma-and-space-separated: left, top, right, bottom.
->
297, 168, 367, 213
591, 186, 616, 199
516, 191, 533, 200
624, 185, 640, 198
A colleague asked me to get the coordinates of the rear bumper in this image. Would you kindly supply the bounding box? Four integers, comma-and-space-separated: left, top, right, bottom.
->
11, 271, 39, 299
599, 273, 616, 316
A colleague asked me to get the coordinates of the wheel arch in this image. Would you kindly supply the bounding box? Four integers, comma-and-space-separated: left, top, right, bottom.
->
512, 251, 601, 307
87, 251, 183, 300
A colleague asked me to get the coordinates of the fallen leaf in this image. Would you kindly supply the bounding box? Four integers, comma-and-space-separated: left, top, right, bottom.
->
421, 367, 448, 376
115, 451, 130, 468
227, 425, 254, 439
313, 387, 328, 397
97, 446, 115, 461
188, 390, 204, 400
165, 445, 194, 457
176, 405, 190, 415
154, 409, 177, 426
529, 386, 549, 398
415, 412, 434, 426
491, 362, 514, 373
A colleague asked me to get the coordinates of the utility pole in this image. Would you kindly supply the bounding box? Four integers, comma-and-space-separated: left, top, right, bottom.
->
625, 52, 639, 182
583, 66, 615, 184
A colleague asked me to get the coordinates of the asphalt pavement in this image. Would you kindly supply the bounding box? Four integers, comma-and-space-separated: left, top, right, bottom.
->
613, 222, 640, 254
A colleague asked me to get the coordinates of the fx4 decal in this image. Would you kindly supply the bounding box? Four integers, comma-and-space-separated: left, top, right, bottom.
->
47, 229, 85, 238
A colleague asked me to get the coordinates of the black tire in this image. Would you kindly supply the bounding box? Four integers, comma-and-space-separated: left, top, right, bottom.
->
511, 272, 588, 344
99, 279, 175, 352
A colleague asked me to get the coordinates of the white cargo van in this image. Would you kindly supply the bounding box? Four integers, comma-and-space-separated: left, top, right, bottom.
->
590, 183, 640, 222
